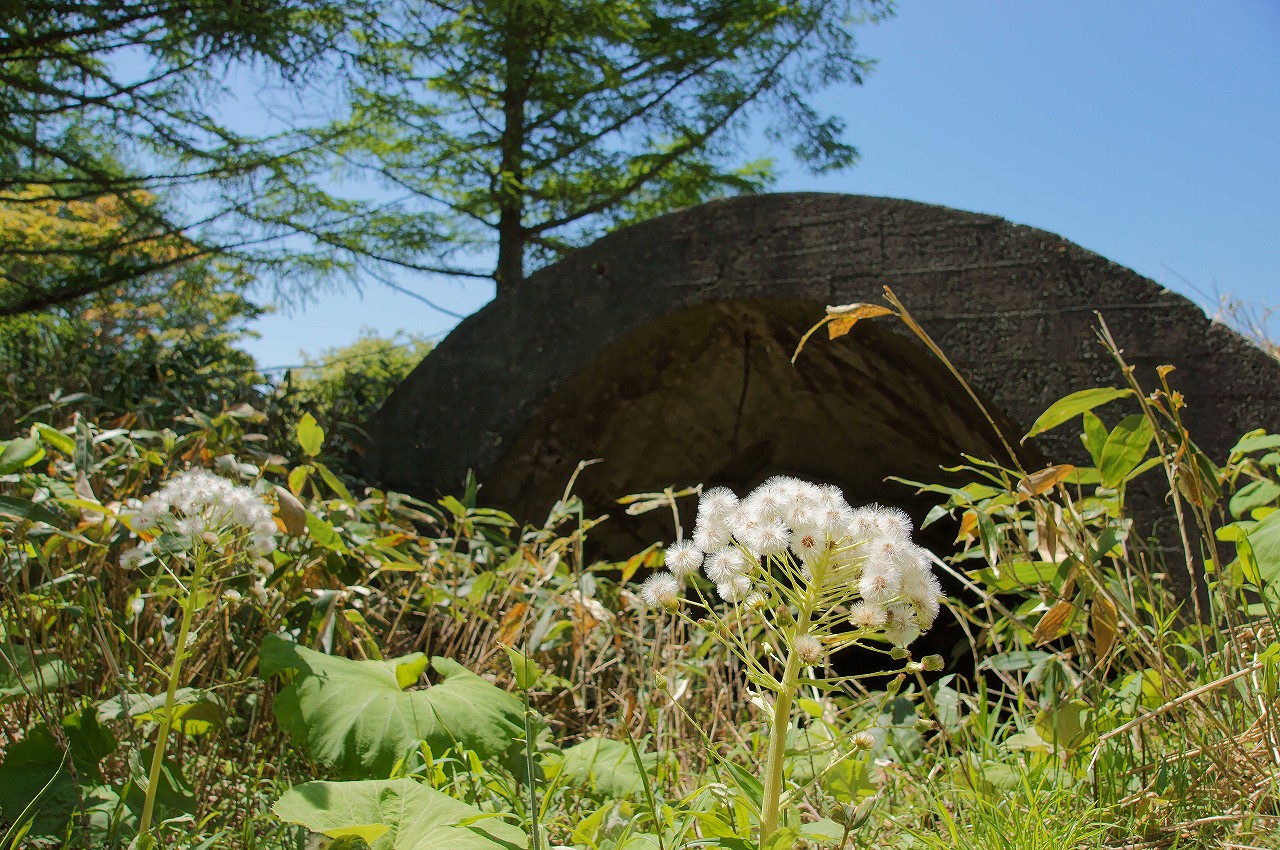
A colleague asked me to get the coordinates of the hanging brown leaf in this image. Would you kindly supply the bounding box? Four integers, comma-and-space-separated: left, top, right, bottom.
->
792, 302, 896, 362
495, 602, 529, 648
1091, 596, 1119, 660
827, 303, 895, 339
1017, 464, 1076, 500
273, 485, 308, 537
1033, 599, 1075, 645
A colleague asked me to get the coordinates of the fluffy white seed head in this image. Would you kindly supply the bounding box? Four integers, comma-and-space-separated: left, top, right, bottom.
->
693, 519, 734, 553
698, 487, 740, 526
873, 506, 913, 542
704, 547, 748, 583
665, 540, 703, 579
859, 557, 902, 606
850, 601, 889, 629
789, 528, 826, 564
717, 573, 754, 603
119, 546, 149, 569
743, 518, 790, 558
135, 469, 276, 554
641, 572, 681, 609
793, 633, 825, 665
884, 602, 921, 647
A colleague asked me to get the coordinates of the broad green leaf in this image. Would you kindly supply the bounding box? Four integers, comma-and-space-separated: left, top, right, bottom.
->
297, 413, 324, 457
1081, 410, 1108, 467
0, 495, 62, 526
0, 708, 118, 837
0, 643, 74, 703
288, 464, 312, 495
557, 737, 653, 798
260, 636, 524, 778
978, 650, 1053, 673
1230, 479, 1280, 519
1244, 510, 1280, 589
1034, 699, 1093, 751
315, 461, 356, 503
134, 697, 226, 737
503, 645, 541, 691
34, 424, 75, 455
273, 778, 527, 850
1023, 388, 1134, 441
305, 511, 348, 552
1231, 431, 1280, 458
0, 726, 76, 837
1098, 414, 1154, 488
0, 433, 45, 474
819, 755, 874, 801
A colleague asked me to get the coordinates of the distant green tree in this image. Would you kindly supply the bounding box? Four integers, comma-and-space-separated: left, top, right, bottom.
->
0, 183, 264, 429
275, 330, 434, 471
306, 0, 893, 295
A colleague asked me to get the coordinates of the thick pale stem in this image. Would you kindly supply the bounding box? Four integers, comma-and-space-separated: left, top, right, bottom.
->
759, 606, 813, 840
136, 558, 203, 846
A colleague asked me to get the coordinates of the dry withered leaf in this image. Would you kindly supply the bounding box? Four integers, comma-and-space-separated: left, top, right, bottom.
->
1091, 595, 1119, 660
1017, 464, 1076, 499
1033, 598, 1075, 645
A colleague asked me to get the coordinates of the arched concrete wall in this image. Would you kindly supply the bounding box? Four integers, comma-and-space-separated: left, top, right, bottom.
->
366, 193, 1280, 551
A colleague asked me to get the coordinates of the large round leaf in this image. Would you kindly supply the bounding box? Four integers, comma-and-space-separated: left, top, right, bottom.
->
274, 778, 527, 850
260, 635, 524, 778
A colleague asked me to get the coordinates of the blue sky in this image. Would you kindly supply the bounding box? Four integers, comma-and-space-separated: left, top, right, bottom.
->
241, 0, 1280, 369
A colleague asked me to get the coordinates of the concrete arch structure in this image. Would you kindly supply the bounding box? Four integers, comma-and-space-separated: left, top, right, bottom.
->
366, 193, 1280, 553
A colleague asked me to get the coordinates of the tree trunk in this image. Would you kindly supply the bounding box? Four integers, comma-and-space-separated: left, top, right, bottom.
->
495, 6, 530, 297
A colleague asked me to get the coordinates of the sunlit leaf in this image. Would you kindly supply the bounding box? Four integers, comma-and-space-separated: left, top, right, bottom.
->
1098, 414, 1154, 488
297, 413, 324, 457
1022, 388, 1134, 441
273, 778, 527, 850
261, 636, 524, 778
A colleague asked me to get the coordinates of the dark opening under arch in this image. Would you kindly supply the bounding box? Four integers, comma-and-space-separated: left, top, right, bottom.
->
366, 193, 1280, 557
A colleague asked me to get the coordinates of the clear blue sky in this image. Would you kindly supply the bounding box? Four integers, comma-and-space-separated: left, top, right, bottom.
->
241, 0, 1280, 369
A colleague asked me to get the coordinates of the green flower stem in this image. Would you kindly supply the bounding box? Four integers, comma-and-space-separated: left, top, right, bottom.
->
759, 603, 813, 840
136, 555, 205, 847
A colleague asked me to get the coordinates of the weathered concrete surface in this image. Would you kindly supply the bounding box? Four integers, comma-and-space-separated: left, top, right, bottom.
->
366, 193, 1280, 553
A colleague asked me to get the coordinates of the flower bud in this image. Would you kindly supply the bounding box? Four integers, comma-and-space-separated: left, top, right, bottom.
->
914, 717, 936, 733
654, 670, 668, 690
922, 654, 945, 672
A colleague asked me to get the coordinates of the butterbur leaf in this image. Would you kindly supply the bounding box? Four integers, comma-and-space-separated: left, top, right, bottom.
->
1023, 388, 1134, 441
557, 737, 653, 798
1231, 431, 1280, 458
1243, 510, 1280, 590
1230, 479, 1280, 520
261, 636, 524, 778
274, 778, 527, 850
0, 643, 74, 703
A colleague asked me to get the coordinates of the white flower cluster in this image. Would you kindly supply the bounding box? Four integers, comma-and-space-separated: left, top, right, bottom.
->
126, 469, 278, 558
642, 476, 944, 648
